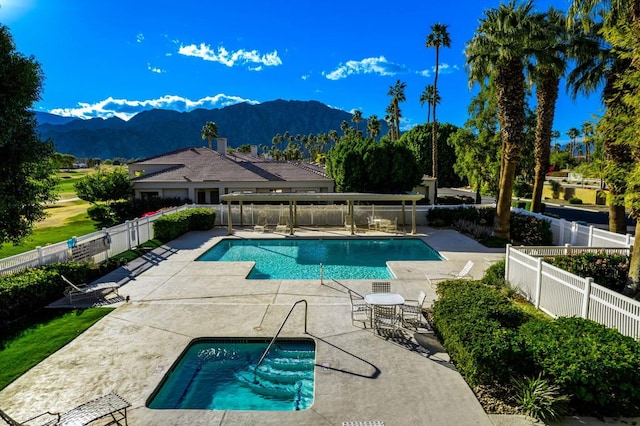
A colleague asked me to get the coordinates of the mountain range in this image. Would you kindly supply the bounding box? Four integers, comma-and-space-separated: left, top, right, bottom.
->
35, 100, 386, 160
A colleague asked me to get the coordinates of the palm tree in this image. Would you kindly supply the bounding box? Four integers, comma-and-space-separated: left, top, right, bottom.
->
386, 80, 406, 141
581, 120, 595, 162
569, 0, 640, 29
426, 23, 451, 199
367, 115, 381, 139
340, 120, 349, 135
419, 84, 440, 123
201, 121, 218, 150
351, 110, 363, 132
530, 8, 568, 213
465, 0, 544, 240
567, 127, 581, 157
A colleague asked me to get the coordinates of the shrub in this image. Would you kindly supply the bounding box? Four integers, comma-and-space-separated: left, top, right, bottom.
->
480, 259, 506, 289
0, 268, 62, 323
87, 204, 116, 227
432, 280, 530, 385
569, 197, 583, 204
513, 374, 569, 423
510, 213, 553, 246
545, 253, 629, 292
513, 179, 532, 198
519, 317, 640, 417
549, 180, 561, 199
152, 208, 216, 242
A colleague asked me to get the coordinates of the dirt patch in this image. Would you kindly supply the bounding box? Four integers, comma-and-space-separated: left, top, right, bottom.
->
37, 201, 90, 228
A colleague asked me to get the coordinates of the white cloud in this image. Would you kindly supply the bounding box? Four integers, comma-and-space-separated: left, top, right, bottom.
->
177, 42, 282, 69
301, 74, 310, 80
147, 63, 165, 74
136, 33, 144, 43
417, 69, 431, 77
432, 63, 459, 75
49, 94, 260, 121
323, 56, 408, 80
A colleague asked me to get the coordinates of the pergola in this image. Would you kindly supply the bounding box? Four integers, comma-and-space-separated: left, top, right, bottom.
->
220, 192, 425, 235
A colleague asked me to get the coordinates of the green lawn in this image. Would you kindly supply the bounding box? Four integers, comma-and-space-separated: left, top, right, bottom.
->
0, 308, 114, 390
0, 212, 98, 258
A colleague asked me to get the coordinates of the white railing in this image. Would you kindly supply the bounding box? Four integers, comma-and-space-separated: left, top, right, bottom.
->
506, 244, 640, 340
0, 204, 198, 276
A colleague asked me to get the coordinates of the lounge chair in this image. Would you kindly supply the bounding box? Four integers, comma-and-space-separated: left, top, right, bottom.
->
253, 214, 268, 232
344, 214, 358, 233
371, 281, 391, 293
380, 217, 398, 233
426, 260, 474, 287
401, 290, 427, 330
61, 275, 119, 303
1, 392, 130, 426
348, 290, 370, 327
275, 217, 289, 234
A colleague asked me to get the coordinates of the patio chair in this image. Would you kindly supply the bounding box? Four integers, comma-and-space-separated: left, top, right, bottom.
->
348, 290, 370, 327
344, 214, 358, 232
426, 260, 474, 287
381, 217, 398, 233
253, 213, 268, 232
275, 216, 289, 233
61, 275, 119, 303
1, 392, 130, 426
401, 290, 427, 330
371, 281, 391, 293
372, 305, 398, 335
367, 216, 377, 230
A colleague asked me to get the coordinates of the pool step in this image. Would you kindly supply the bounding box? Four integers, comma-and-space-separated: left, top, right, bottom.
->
273, 348, 316, 359
262, 356, 315, 371
254, 364, 314, 384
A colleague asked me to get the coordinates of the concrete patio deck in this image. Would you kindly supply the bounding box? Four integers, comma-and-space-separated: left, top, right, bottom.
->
1, 226, 510, 425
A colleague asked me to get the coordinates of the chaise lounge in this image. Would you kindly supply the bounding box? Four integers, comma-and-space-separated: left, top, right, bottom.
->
61, 275, 120, 303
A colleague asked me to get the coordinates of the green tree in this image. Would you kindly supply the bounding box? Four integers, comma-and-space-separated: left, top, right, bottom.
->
582, 120, 595, 162
367, 115, 381, 139
530, 8, 568, 213
465, 0, 543, 240
351, 110, 363, 132
0, 25, 58, 245
74, 168, 133, 205
201, 121, 218, 150
419, 84, 440, 123
567, 127, 581, 157
426, 23, 451, 199
386, 80, 406, 141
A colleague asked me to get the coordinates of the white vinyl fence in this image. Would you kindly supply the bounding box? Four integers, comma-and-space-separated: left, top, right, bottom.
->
506, 244, 640, 340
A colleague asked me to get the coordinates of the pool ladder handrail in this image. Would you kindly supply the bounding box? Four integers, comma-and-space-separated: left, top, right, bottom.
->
254, 299, 308, 380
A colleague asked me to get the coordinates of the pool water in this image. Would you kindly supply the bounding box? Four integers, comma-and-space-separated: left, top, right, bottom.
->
196, 238, 442, 280
147, 338, 315, 411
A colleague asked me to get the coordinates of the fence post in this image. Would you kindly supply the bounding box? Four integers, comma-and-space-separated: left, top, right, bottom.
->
626, 233, 632, 247
135, 219, 141, 247
564, 243, 571, 255
125, 221, 133, 251
102, 228, 110, 261
534, 257, 543, 309
588, 225, 594, 247
570, 222, 577, 245
559, 219, 566, 245
504, 244, 511, 283
582, 277, 593, 319
36, 246, 44, 267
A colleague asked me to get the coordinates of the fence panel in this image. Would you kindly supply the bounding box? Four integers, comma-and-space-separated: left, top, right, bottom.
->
506, 248, 538, 303
539, 263, 585, 318
589, 285, 640, 340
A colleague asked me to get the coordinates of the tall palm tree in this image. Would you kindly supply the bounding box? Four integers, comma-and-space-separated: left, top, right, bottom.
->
351, 110, 363, 132
426, 23, 451, 199
367, 115, 381, 139
340, 120, 349, 135
567, 127, 581, 157
530, 8, 567, 213
581, 120, 595, 161
465, 0, 544, 240
419, 84, 440, 123
386, 80, 406, 141
201, 121, 218, 150
569, 0, 640, 29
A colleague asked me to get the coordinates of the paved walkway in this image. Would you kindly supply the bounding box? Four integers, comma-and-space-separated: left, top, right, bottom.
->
2, 226, 510, 425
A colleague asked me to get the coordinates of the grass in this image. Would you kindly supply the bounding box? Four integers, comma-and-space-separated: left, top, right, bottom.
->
0, 211, 98, 258
0, 308, 113, 390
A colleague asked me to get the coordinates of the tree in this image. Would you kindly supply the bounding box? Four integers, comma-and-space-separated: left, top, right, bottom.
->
419, 84, 440, 123
75, 168, 133, 204
466, 1, 544, 240
581, 120, 595, 161
567, 127, 581, 157
351, 110, 363, 132
426, 23, 451, 200
367, 115, 381, 139
201, 121, 218, 150
386, 80, 406, 141
0, 25, 58, 245
530, 8, 568, 213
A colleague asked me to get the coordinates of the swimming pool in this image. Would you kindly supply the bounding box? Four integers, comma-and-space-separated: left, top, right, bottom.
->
147, 338, 315, 411
196, 238, 442, 279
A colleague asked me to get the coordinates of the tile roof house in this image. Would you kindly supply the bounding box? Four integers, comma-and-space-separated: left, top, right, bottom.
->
128, 141, 334, 204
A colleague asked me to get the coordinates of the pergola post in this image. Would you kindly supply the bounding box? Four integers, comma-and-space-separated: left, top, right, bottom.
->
227, 201, 233, 235
289, 201, 294, 235
239, 201, 244, 227
411, 200, 417, 234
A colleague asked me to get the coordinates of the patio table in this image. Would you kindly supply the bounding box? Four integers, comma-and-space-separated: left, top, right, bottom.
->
364, 293, 405, 327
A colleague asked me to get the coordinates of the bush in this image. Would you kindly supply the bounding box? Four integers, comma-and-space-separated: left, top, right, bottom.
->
545, 253, 629, 292
569, 197, 583, 204
480, 260, 506, 288
432, 280, 530, 385
519, 317, 640, 417
513, 179, 532, 198
513, 374, 569, 423
510, 213, 553, 246
87, 204, 116, 228
152, 208, 216, 242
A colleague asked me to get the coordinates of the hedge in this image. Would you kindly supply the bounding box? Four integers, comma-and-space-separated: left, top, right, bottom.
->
520, 317, 640, 417
545, 253, 629, 292
152, 208, 216, 242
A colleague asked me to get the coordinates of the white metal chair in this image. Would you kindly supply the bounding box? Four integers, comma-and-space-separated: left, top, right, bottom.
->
373, 305, 399, 335
426, 260, 474, 287
253, 213, 268, 232
61, 275, 119, 303
381, 217, 398, 233
275, 216, 289, 233
371, 281, 391, 293
401, 290, 427, 330
348, 290, 370, 327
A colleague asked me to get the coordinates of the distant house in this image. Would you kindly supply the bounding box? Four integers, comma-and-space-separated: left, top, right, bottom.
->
128, 140, 334, 204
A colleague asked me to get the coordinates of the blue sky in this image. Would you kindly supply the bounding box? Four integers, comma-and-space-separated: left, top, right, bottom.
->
2, 0, 602, 142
